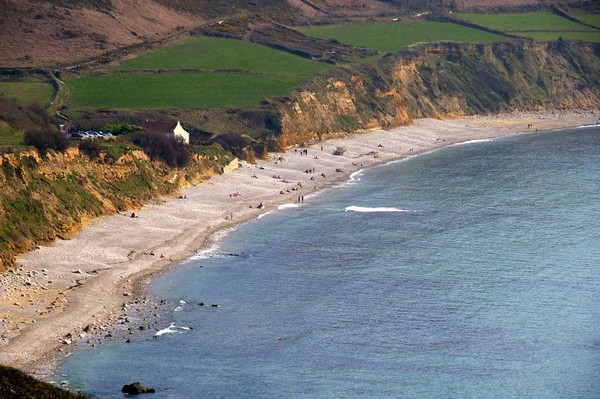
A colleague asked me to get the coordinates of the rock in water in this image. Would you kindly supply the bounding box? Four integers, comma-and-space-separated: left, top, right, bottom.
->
122, 382, 156, 394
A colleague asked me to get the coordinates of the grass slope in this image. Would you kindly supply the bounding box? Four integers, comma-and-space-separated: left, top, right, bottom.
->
68, 38, 330, 109
70, 71, 308, 109
0, 82, 55, 107
115, 37, 326, 73
0, 126, 25, 146
0, 365, 92, 399
298, 21, 507, 53
456, 12, 600, 42
573, 13, 600, 28
455, 12, 595, 31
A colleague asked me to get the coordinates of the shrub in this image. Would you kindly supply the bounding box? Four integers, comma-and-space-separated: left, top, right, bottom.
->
78, 139, 102, 159
0, 98, 55, 133
211, 133, 249, 159
24, 128, 69, 155
338, 115, 358, 132
27, 103, 53, 127
101, 140, 133, 162
129, 132, 191, 168
102, 123, 143, 136
264, 111, 283, 133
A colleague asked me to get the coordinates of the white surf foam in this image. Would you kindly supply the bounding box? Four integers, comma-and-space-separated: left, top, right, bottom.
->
154, 322, 193, 337
174, 300, 187, 312
349, 169, 365, 183
576, 124, 600, 129
189, 243, 221, 261
344, 206, 416, 213
154, 323, 180, 337
277, 204, 301, 210
451, 138, 495, 147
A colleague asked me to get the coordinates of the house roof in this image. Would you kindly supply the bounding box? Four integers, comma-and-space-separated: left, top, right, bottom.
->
143, 120, 177, 133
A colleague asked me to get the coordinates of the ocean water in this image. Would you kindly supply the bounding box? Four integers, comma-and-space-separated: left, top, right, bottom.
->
57, 127, 600, 398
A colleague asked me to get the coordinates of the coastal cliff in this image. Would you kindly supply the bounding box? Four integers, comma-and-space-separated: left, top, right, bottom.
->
276, 40, 600, 146
0, 146, 224, 270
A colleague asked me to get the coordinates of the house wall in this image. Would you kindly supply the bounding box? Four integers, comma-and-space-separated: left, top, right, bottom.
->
173, 121, 190, 144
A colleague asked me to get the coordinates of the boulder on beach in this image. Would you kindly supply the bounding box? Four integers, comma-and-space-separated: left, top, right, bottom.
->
122, 382, 155, 394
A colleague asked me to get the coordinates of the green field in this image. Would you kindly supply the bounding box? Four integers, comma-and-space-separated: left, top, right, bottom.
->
70, 71, 318, 109
0, 126, 24, 146
455, 12, 600, 42
298, 21, 508, 53
116, 38, 326, 73
573, 13, 600, 28
522, 31, 600, 42
0, 81, 54, 107
68, 38, 330, 109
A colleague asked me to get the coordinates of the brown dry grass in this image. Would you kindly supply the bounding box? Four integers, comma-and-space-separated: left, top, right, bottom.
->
286, 0, 398, 18
0, 0, 204, 67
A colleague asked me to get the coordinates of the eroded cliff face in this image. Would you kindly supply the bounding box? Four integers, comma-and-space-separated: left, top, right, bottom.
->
278, 40, 600, 146
0, 147, 222, 270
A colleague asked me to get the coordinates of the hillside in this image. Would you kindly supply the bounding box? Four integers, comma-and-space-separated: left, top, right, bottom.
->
1, 0, 592, 68
0, 139, 231, 270
0, 0, 207, 68
0, 364, 91, 399
274, 40, 600, 146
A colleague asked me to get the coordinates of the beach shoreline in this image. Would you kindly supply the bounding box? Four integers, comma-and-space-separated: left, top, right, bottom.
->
0, 110, 597, 380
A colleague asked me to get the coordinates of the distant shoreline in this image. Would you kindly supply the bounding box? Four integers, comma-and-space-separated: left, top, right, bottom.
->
0, 110, 597, 380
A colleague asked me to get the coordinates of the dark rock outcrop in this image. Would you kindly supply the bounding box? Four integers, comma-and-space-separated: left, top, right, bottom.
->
122, 382, 156, 394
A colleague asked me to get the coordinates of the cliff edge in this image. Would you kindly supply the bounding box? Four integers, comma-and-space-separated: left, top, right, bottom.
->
276, 40, 600, 146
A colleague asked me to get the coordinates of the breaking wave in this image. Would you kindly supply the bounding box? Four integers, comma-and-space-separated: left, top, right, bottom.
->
154, 322, 193, 337
344, 206, 417, 213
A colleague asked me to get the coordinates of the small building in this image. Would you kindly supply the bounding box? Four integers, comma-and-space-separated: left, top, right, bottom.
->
60, 124, 73, 134
142, 120, 190, 144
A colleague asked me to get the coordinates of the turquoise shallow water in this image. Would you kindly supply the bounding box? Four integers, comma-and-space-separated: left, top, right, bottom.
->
58, 127, 600, 398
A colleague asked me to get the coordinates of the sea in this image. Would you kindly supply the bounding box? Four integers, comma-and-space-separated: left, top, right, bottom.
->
56, 126, 600, 398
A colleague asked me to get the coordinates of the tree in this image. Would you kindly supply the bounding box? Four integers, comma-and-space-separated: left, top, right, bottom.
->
129, 132, 191, 168
24, 128, 69, 155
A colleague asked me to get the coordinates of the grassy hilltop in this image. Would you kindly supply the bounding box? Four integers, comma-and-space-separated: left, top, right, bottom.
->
68, 38, 331, 109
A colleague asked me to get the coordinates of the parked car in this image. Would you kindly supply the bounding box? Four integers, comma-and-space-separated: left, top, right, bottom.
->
68, 130, 115, 139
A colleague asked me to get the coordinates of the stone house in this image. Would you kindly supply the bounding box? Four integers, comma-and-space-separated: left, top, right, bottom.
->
142, 120, 190, 144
